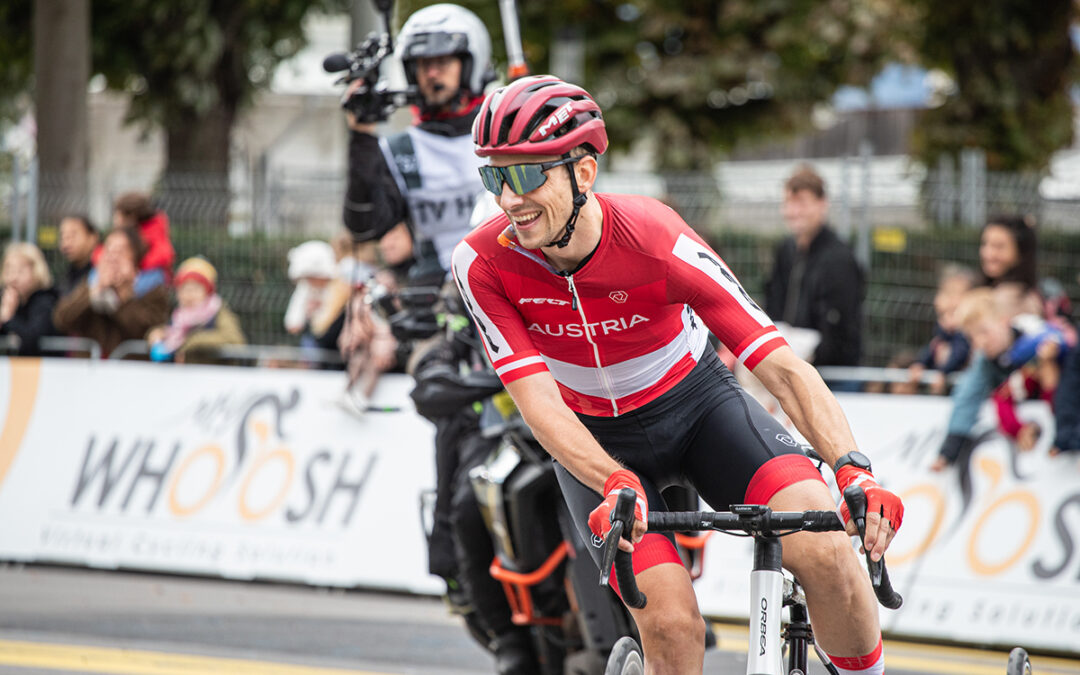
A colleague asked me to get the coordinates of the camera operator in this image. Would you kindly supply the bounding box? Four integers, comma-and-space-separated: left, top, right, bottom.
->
339, 6, 539, 673
343, 3, 493, 275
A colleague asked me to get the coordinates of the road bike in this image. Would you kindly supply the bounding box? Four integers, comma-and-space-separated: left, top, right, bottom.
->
601, 485, 902, 675
601, 485, 1039, 675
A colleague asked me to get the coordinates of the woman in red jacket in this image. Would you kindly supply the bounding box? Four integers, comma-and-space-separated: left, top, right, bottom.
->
93, 191, 176, 280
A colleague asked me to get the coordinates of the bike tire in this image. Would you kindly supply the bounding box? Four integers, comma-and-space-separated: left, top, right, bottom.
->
604, 636, 644, 675
1007, 647, 1032, 675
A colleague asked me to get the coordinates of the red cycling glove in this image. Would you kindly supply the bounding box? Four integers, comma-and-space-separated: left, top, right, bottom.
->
588, 469, 648, 541
836, 465, 904, 532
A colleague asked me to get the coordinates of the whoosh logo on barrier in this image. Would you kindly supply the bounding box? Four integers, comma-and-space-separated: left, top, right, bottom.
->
67, 389, 377, 527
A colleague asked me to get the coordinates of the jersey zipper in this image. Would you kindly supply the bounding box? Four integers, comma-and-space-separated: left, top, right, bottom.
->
566, 274, 620, 416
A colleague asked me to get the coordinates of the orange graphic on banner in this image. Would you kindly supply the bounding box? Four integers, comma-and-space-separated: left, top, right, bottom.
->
0, 359, 42, 490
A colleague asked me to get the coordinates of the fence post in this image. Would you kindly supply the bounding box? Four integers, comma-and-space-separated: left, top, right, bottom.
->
960, 147, 987, 228
838, 154, 851, 241
27, 155, 39, 244
933, 154, 955, 226
11, 155, 22, 242
857, 139, 873, 273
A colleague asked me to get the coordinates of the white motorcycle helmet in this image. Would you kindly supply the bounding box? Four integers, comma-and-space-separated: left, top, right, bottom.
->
396, 3, 495, 97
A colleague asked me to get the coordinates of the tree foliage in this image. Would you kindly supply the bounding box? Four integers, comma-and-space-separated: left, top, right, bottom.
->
401, 0, 920, 169
0, 2, 34, 127
909, 0, 1079, 171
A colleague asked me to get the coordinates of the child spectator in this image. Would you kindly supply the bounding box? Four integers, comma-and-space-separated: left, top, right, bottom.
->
53, 228, 170, 357
57, 214, 100, 297
284, 240, 337, 350
0, 242, 59, 356
932, 287, 1067, 469
907, 265, 977, 394
146, 257, 245, 364
93, 192, 175, 280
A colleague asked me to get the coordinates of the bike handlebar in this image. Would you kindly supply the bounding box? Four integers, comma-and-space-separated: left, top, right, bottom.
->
602, 487, 903, 611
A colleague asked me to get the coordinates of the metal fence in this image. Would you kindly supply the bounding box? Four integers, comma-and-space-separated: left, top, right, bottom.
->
2, 150, 1079, 363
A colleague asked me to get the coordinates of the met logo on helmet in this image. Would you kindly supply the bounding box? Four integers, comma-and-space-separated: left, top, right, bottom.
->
534, 101, 574, 139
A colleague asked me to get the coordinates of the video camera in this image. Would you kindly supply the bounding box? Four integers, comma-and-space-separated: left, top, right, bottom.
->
323, 0, 419, 123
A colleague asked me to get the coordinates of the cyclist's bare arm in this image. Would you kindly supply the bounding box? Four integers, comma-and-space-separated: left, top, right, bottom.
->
751, 345, 898, 555
504, 371, 646, 547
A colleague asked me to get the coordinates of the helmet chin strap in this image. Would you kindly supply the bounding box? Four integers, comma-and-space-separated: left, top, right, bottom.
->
543, 161, 588, 249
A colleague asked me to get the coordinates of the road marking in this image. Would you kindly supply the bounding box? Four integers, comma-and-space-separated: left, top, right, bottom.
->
708, 622, 1080, 674
0, 639, 391, 675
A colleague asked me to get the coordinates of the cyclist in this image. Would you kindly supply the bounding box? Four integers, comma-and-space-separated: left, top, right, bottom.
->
341, 6, 540, 673
452, 75, 904, 675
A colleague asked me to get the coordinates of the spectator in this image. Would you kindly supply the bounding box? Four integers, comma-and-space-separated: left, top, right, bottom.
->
57, 214, 100, 297
1053, 323, 1080, 456
309, 231, 377, 353
907, 264, 977, 394
932, 287, 1066, 469
146, 257, 245, 364
53, 228, 170, 357
0, 242, 59, 355
93, 192, 175, 280
337, 273, 399, 416
764, 164, 864, 367
934, 213, 1045, 467
284, 240, 337, 350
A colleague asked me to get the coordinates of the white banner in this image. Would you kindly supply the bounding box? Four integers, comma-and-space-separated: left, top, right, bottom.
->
692, 392, 1080, 654
2, 357, 1078, 652
0, 357, 443, 595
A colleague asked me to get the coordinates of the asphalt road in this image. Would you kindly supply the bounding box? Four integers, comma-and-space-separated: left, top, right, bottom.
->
0, 563, 1078, 675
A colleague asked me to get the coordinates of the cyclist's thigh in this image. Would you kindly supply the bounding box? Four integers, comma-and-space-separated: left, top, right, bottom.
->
553, 462, 678, 572
681, 375, 822, 511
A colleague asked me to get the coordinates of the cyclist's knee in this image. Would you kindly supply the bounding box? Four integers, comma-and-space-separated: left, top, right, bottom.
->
638, 601, 705, 650
784, 531, 859, 587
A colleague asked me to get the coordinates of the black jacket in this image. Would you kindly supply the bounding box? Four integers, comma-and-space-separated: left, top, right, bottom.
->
1, 287, 59, 356
764, 226, 864, 367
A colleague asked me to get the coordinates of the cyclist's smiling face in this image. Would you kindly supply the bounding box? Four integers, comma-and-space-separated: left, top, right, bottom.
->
490, 154, 589, 250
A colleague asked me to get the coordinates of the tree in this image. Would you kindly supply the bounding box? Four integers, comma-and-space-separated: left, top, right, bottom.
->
0, 0, 349, 227
910, 0, 1078, 173
91, 0, 349, 225
35, 0, 90, 220
400, 0, 920, 170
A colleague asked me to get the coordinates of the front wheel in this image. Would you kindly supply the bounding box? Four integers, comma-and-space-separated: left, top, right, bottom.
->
1007, 647, 1032, 675
605, 636, 644, 675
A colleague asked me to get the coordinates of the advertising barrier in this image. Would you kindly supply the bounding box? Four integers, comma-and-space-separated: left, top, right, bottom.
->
2, 357, 1078, 652
0, 357, 443, 595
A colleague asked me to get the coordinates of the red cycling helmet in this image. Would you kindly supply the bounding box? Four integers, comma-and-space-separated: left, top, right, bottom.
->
473, 75, 608, 157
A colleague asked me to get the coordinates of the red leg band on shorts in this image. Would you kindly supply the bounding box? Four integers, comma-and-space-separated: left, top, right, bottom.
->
744, 454, 825, 506
607, 532, 681, 600
828, 637, 883, 670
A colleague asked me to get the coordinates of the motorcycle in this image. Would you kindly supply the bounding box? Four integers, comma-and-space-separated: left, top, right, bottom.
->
468, 411, 638, 675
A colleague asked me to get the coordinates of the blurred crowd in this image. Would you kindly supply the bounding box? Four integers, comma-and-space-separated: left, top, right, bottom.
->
740, 164, 1079, 463
2, 165, 1078, 460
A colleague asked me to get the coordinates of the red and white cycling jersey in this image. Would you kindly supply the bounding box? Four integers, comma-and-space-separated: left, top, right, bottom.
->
451, 193, 788, 417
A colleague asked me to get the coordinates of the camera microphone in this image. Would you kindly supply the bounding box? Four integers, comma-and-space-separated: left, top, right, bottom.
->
323, 53, 352, 73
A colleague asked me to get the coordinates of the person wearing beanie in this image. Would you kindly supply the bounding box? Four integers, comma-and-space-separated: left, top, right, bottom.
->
284, 240, 339, 351
146, 257, 245, 363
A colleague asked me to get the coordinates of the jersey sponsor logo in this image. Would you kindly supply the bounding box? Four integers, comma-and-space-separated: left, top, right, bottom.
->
527, 314, 650, 337
535, 101, 574, 138
519, 297, 570, 306
609, 290, 628, 304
